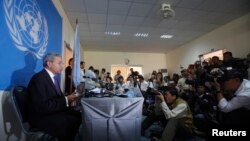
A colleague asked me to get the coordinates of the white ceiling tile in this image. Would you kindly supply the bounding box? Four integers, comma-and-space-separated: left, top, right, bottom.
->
128, 3, 153, 17
85, 0, 108, 14
146, 4, 167, 21
88, 14, 107, 24
108, 1, 131, 15
107, 15, 126, 25
141, 18, 162, 27
110, 0, 134, 2
106, 25, 122, 31
182, 10, 209, 22
137, 27, 155, 33
172, 21, 193, 30
157, 19, 179, 28
197, 0, 221, 12
134, 0, 159, 4
66, 12, 88, 23
213, 0, 250, 14
60, 0, 85, 12
80, 31, 91, 37
124, 16, 145, 26
177, 0, 205, 9
89, 33, 105, 39
79, 23, 90, 31
172, 8, 192, 21
89, 24, 106, 32
200, 12, 235, 25
121, 27, 138, 33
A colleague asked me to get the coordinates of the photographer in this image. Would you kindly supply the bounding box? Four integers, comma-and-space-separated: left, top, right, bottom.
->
154, 87, 193, 141
177, 69, 193, 94
214, 69, 250, 126
114, 76, 126, 94
142, 87, 194, 141
193, 83, 217, 133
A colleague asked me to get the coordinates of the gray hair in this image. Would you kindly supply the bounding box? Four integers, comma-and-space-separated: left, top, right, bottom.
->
43, 53, 62, 67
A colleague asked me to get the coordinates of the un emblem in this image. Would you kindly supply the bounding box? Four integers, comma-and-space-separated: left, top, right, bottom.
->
4, 0, 48, 59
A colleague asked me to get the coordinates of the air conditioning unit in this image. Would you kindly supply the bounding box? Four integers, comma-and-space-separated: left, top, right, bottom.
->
159, 69, 167, 73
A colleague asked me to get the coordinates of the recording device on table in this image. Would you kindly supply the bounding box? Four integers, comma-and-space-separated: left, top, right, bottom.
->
85, 88, 115, 98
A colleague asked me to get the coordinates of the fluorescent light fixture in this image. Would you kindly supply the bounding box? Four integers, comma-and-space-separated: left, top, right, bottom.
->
105, 32, 120, 36
160, 34, 173, 39
134, 33, 149, 37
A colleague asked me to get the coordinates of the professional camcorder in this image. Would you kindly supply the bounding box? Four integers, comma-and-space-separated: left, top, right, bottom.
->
205, 68, 226, 84
146, 86, 169, 95
206, 67, 243, 85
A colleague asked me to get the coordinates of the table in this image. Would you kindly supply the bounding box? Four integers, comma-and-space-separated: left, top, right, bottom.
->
80, 88, 144, 141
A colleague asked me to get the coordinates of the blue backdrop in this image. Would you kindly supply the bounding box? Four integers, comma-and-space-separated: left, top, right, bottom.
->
0, 0, 62, 90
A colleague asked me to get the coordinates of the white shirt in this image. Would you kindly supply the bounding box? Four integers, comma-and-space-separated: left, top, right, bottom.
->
124, 81, 135, 89
80, 69, 85, 82
177, 77, 192, 93
85, 70, 96, 79
85, 70, 96, 90
45, 68, 56, 84
139, 80, 149, 92
218, 79, 250, 112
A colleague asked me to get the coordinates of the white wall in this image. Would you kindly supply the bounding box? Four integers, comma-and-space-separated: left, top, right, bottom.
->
166, 13, 250, 76
83, 51, 167, 79
0, 1, 77, 140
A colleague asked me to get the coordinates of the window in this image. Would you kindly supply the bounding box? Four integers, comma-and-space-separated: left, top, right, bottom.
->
111, 65, 143, 81
199, 49, 225, 62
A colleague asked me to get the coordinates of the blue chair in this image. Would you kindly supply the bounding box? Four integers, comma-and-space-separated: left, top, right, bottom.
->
11, 86, 57, 141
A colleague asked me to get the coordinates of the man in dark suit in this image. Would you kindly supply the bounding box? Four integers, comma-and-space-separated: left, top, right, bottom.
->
65, 58, 74, 95
27, 53, 81, 141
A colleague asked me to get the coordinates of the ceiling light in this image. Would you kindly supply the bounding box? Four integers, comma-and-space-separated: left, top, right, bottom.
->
160, 34, 173, 39
105, 32, 120, 36
134, 33, 149, 37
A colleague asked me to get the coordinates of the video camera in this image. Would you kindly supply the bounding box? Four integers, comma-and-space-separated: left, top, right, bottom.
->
206, 67, 243, 84
146, 86, 169, 95
205, 68, 225, 84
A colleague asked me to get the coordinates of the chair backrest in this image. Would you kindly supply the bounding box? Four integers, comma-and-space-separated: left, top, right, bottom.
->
11, 86, 30, 134
11, 86, 58, 140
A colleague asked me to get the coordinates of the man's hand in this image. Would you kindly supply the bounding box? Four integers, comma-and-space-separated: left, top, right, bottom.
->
155, 93, 164, 103
213, 78, 221, 92
66, 93, 80, 103
212, 78, 224, 101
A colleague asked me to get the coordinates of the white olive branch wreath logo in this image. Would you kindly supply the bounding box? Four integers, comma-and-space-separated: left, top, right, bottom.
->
4, 0, 48, 59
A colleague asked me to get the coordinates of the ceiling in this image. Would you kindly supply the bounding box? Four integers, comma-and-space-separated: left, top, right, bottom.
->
59, 0, 250, 53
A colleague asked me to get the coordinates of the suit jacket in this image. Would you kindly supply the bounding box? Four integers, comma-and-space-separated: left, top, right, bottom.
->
27, 69, 81, 141
27, 69, 67, 119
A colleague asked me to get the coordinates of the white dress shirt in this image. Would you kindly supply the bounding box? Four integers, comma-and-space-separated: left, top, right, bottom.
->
218, 79, 250, 112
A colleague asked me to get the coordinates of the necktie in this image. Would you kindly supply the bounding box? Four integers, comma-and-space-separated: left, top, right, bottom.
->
53, 76, 61, 95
